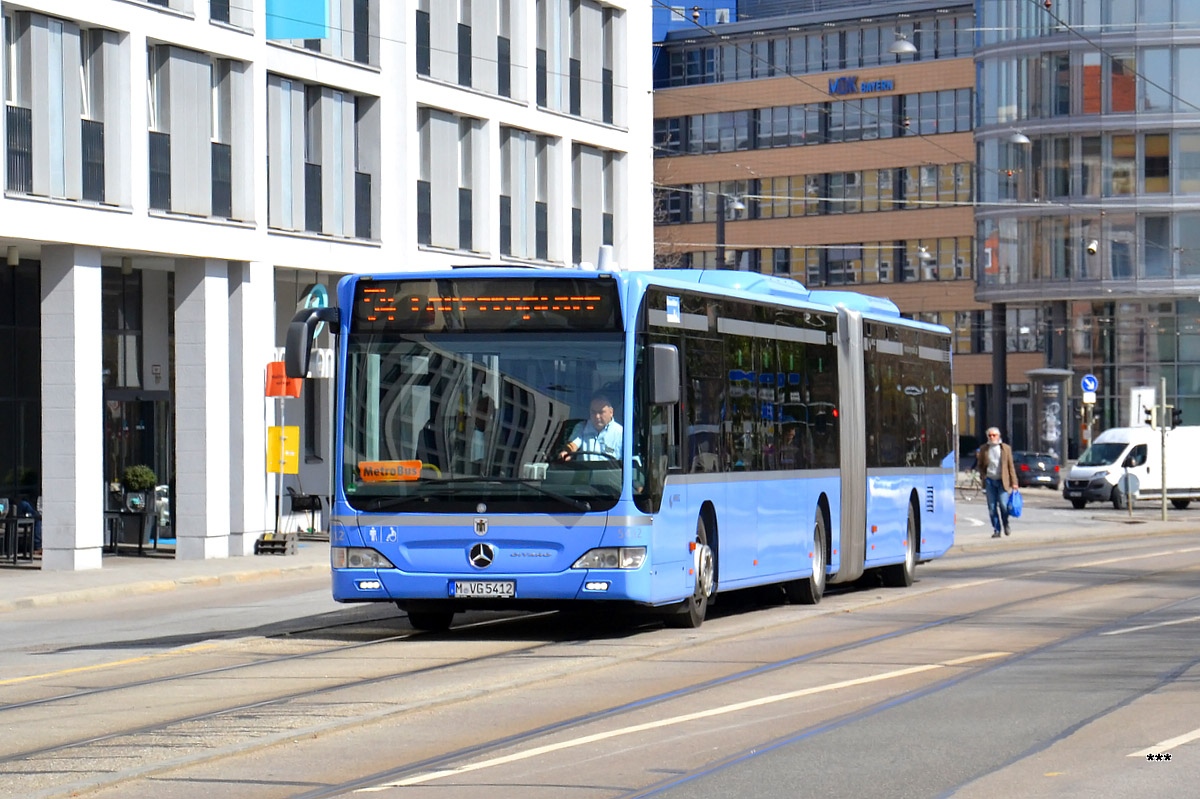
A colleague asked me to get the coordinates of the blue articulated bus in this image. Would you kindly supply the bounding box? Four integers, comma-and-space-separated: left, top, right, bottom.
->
286, 268, 955, 631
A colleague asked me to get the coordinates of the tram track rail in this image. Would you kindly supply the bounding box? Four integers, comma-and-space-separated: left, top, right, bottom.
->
3, 539, 1194, 799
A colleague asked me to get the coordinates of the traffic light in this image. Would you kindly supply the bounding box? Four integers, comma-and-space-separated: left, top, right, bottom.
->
1144, 406, 1154, 426
1172, 408, 1183, 428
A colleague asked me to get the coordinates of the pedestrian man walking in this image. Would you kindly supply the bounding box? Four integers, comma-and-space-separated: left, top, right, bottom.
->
976, 427, 1018, 538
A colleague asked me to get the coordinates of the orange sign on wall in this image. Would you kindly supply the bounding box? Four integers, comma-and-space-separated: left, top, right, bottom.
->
266, 361, 302, 398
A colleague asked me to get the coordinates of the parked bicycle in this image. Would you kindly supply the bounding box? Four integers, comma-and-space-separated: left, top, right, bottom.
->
957, 471, 982, 501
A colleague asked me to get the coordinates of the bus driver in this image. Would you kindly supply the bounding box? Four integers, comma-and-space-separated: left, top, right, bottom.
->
559, 393, 622, 462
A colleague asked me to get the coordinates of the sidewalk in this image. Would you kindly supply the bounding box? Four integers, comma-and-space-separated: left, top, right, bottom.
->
951, 486, 1196, 552
0, 539, 329, 613
2, 496, 1193, 614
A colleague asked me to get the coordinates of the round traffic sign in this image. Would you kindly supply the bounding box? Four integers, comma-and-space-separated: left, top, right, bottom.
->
1081, 374, 1098, 392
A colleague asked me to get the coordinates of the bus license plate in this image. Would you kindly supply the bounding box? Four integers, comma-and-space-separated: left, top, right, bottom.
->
453, 580, 516, 598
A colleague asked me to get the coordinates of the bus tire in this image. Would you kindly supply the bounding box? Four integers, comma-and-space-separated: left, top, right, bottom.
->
403, 602, 455, 632
666, 515, 714, 629
785, 510, 826, 605
1171, 499, 1191, 510
881, 504, 917, 588
1070, 499, 1087, 509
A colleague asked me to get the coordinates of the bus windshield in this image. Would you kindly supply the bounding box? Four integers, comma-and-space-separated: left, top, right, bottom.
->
342, 332, 625, 513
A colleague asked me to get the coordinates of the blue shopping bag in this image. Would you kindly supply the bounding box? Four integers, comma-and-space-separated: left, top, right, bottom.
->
1007, 489, 1023, 518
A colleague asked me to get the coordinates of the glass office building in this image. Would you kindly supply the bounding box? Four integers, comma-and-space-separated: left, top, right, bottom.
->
975, 0, 1200, 453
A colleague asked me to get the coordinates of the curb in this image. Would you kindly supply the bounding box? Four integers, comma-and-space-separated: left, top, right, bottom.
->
0, 561, 329, 614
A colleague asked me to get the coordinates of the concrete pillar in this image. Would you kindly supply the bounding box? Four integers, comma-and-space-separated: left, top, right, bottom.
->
40, 245, 104, 571
174, 258, 231, 559
228, 261, 275, 555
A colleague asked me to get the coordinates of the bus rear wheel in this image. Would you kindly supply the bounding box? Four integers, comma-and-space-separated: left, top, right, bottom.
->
785, 511, 826, 605
667, 515, 714, 629
402, 602, 455, 632
881, 505, 917, 588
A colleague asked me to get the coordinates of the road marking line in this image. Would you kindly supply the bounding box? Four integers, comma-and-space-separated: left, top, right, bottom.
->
0, 642, 226, 686
948, 546, 1200, 593
1101, 615, 1200, 637
1129, 726, 1200, 757
356, 652, 1011, 792
1074, 546, 1200, 570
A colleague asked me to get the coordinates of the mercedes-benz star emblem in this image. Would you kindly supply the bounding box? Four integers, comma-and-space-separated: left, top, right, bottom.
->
469, 543, 495, 569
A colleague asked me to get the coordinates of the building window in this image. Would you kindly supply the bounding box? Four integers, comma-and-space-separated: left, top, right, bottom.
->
282, 0, 375, 66
148, 45, 247, 218
416, 3, 430, 75
458, 1, 472, 87
417, 107, 479, 252
498, 0, 512, 97
501, 128, 552, 260
269, 76, 378, 237
4, 13, 119, 204
420, 0, 518, 99
572, 144, 616, 267
538, 0, 619, 122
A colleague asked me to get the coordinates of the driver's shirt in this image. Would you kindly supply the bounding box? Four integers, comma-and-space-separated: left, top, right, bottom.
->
568, 420, 623, 460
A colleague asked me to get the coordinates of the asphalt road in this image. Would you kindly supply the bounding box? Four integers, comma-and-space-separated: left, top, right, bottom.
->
1, 521, 1197, 799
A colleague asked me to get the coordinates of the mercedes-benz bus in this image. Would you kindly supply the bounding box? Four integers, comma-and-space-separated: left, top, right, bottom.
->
286, 268, 955, 630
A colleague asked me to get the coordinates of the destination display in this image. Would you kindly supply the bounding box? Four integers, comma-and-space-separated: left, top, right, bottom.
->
351, 276, 621, 333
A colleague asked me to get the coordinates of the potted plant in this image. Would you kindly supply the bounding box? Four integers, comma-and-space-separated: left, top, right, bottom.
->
119, 465, 157, 546
121, 464, 156, 511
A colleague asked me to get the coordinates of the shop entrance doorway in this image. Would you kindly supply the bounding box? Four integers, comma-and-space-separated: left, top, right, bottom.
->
103, 392, 173, 546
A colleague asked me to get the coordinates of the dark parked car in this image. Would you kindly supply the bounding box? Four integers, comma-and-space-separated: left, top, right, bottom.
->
1013, 450, 1060, 489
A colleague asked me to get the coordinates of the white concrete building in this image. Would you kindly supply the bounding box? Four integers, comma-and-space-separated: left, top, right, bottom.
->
0, 0, 653, 571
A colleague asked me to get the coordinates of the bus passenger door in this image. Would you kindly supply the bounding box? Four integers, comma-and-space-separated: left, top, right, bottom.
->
645, 346, 692, 602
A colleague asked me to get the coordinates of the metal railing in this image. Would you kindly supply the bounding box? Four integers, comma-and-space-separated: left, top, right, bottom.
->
304, 162, 322, 232
211, 141, 232, 218
149, 131, 171, 210
355, 171, 371, 239
6, 105, 32, 193
82, 119, 105, 202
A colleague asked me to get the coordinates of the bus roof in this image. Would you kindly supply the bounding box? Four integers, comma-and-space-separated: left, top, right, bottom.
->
343, 267, 947, 334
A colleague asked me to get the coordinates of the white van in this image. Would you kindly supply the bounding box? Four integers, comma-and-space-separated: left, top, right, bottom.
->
1063, 426, 1200, 509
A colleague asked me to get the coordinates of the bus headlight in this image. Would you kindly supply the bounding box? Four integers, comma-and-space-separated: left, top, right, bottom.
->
572, 547, 646, 570
332, 547, 395, 569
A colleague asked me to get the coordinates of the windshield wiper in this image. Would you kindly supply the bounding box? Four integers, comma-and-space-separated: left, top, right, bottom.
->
357, 494, 441, 512
355, 477, 592, 513
474, 476, 592, 512
420, 476, 592, 512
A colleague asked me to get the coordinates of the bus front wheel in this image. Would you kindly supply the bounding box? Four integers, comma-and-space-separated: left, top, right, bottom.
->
666, 516, 714, 629
402, 602, 455, 632
785, 510, 826, 605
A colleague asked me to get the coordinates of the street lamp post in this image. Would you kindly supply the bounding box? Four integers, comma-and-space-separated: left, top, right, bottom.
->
715, 193, 727, 269
714, 192, 745, 269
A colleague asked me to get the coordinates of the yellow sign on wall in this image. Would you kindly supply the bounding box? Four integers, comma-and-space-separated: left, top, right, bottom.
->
267, 426, 299, 474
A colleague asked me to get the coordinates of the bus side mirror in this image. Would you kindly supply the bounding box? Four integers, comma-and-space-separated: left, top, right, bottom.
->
285, 307, 341, 378
650, 343, 680, 405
